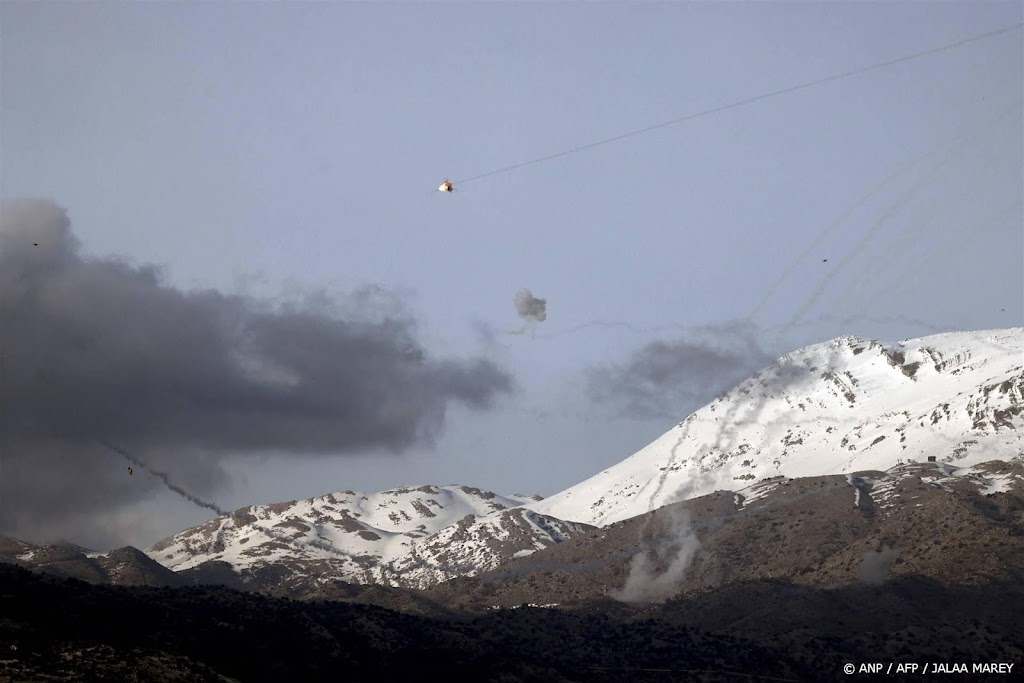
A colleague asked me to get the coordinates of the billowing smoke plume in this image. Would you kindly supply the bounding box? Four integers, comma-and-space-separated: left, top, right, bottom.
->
0, 199, 513, 545
611, 506, 700, 603
587, 321, 776, 419
857, 545, 899, 585
509, 288, 547, 337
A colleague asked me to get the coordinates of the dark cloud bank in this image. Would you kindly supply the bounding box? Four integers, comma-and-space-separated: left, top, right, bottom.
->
0, 199, 513, 545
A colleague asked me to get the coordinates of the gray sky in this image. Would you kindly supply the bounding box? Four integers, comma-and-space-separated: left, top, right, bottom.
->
2, 1, 1021, 549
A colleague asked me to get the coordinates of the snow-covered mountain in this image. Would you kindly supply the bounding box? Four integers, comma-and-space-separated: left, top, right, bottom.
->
147, 484, 591, 589
528, 328, 1023, 527
143, 328, 1021, 590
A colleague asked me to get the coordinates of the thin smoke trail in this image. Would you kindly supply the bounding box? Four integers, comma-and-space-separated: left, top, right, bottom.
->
606, 104, 1020, 603
532, 105, 1019, 352
847, 198, 1022, 310
99, 439, 367, 564
862, 198, 1023, 304
645, 417, 698, 513
760, 99, 1022, 327
747, 133, 966, 320
506, 322, 537, 338
780, 101, 1023, 335
783, 170, 948, 331
97, 444, 427, 568
98, 440, 229, 516
763, 313, 948, 337
535, 320, 693, 340
834, 184, 954, 311
454, 23, 1022, 186
832, 109, 1022, 311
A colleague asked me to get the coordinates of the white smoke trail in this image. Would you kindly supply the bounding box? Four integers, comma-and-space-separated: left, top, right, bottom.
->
859, 197, 1023, 305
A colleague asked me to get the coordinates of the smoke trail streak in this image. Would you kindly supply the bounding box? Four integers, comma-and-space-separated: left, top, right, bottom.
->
98, 440, 228, 516
752, 99, 1021, 325
0, 201, 514, 546
762, 314, 948, 337
748, 138, 962, 319
834, 113, 1022, 311
833, 188, 953, 312
645, 418, 698, 512
538, 320, 645, 338
780, 100, 1023, 335
783, 174, 939, 330
128, 473, 489, 578
860, 197, 1024, 305
541, 314, 946, 346
536, 320, 693, 340
455, 23, 1022, 186
506, 322, 536, 338
100, 440, 365, 565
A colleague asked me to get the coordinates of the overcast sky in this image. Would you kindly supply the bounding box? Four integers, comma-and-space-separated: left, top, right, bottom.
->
2, 1, 1021, 550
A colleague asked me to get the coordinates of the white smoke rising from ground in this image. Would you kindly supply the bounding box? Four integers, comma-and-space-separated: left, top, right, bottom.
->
857, 546, 899, 585
611, 506, 700, 603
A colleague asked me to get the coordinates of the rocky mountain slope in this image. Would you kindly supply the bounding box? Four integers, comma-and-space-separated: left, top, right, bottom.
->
145, 484, 591, 590
429, 458, 1024, 609
0, 536, 183, 587
528, 328, 1023, 526
4, 455, 1022, 681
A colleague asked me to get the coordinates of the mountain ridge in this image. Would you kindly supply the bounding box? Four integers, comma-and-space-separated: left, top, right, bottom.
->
145, 483, 590, 589
527, 327, 1023, 526
8, 327, 1020, 599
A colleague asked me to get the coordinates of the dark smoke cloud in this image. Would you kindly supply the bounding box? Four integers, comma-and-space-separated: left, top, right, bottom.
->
586, 322, 777, 419
0, 199, 513, 545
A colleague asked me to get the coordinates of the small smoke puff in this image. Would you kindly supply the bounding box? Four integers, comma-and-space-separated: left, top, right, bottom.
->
856, 546, 899, 585
514, 289, 547, 323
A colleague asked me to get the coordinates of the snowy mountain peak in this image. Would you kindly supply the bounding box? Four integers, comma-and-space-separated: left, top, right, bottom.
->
146, 483, 588, 589
528, 328, 1023, 527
